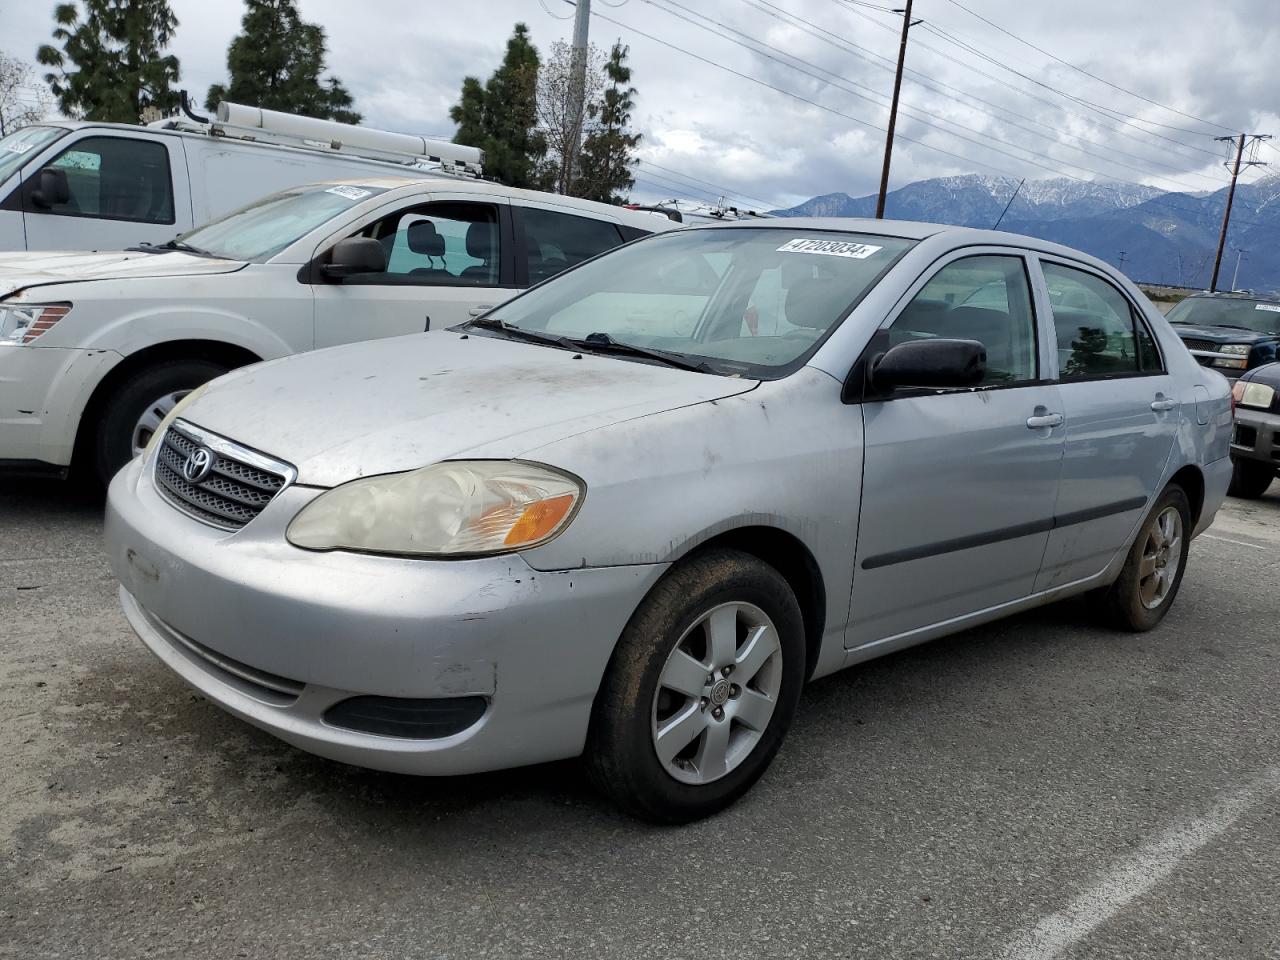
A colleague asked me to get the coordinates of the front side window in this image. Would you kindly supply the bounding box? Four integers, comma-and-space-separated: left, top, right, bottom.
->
1045, 262, 1159, 379
370, 202, 500, 286
39, 136, 174, 224
888, 254, 1038, 385
521, 208, 624, 284
483, 228, 916, 379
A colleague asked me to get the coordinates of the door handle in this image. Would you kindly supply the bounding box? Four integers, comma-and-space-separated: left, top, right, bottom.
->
468, 304, 496, 317
1150, 397, 1178, 412
1026, 412, 1064, 429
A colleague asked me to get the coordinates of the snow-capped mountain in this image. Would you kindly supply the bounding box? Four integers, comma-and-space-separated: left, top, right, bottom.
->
773, 174, 1280, 292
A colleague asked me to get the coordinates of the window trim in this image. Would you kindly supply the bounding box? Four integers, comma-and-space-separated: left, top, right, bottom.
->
1037, 255, 1167, 383
845, 248, 1044, 404
20, 134, 176, 226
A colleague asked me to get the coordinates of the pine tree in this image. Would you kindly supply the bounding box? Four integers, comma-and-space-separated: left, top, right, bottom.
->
449, 24, 546, 188
576, 42, 641, 204
206, 0, 360, 124
36, 0, 181, 123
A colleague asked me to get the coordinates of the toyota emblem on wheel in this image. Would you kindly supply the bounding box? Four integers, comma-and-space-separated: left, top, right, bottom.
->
182, 447, 214, 483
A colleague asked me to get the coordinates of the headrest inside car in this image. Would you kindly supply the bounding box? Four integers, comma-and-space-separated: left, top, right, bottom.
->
407, 220, 445, 257
465, 220, 493, 260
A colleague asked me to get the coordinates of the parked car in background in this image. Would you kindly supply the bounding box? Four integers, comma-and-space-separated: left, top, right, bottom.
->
104, 220, 1231, 822
1167, 291, 1280, 377
1227, 361, 1280, 498
0, 176, 670, 483
0, 101, 484, 254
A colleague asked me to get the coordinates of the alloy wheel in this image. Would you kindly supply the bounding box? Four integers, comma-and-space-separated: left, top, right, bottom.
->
1138, 505, 1183, 610
130, 390, 191, 458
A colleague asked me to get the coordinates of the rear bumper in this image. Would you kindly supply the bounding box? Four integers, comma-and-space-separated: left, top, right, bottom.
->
1231, 407, 1280, 468
0, 345, 120, 466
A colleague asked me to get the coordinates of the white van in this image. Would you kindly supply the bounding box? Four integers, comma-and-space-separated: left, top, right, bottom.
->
0, 102, 484, 253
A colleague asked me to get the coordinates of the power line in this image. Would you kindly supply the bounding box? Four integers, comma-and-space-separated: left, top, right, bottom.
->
637, 159, 784, 209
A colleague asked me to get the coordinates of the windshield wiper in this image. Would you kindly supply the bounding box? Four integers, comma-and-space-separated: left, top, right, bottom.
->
466, 316, 578, 349
125, 239, 219, 257
566, 332, 716, 373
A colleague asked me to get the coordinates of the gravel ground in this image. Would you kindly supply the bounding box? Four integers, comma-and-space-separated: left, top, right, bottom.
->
2, 476, 1278, 959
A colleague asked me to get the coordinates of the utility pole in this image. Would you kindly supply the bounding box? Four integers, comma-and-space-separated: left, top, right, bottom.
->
875, 0, 921, 219
1117, 250, 1129, 272
1210, 133, 1269, 292
1231, 247, 1247, 292
565, 0, 592, 195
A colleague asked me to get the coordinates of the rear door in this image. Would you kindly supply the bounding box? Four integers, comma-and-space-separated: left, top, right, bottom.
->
311, 194, 517, 348
18, 132, 190, 251
1033, 258, 1179, 591
847, 249, 1066, 648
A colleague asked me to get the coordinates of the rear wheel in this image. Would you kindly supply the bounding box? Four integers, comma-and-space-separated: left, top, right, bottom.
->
1102, 485, 1191, 631
1227, 458, 1275, 500
586, 549, 806, 823
92, 359, 229, 486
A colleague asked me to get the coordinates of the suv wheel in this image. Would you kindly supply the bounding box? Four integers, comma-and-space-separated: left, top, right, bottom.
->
586, 548, 805, 823
1227, 458, 1275, 500
1102, 485, 1191, 631
93, 359, 229, 486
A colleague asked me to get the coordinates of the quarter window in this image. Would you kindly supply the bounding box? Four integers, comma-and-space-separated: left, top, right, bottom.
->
38, 136, 174, 224
369, 202, 501, 286
520, 208, 624, 284
1044, 263, 1160, 378
889, 254, 1038, 385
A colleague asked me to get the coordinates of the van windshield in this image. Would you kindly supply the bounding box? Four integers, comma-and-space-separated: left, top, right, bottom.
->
0, 126, 67, 185
176, 183, 390, 262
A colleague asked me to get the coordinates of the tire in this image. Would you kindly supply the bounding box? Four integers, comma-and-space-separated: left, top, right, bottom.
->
586, 548, 806, 823
1101, 485, 1192, 632
1227, 458, 1275, 500
92, 359, 229, 486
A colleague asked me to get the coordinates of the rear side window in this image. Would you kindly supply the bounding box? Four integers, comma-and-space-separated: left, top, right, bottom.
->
889, 254, 1038, 385
40, 136, 174, 224
520, 208, 624, 284
1044, 263, 1161, 378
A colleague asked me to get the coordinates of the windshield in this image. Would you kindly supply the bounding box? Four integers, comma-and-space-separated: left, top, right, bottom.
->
1166, 296, 1280, 335
483, 228, 916, 378
176, 183, 390, 261
0, 125, 67, 185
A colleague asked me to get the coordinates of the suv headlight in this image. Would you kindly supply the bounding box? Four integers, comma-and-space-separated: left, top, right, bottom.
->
0, 302, 72, 344
1232, 379, 1276, 410
286, 460, 583, 557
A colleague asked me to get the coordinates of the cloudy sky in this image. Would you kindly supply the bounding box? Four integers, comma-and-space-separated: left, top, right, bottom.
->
4, 0, 1278, 209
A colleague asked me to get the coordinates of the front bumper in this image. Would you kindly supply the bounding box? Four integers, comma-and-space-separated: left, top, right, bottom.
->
1231, 406, 1280, 468
0, 344, 120, 466
105, 456, 667, 775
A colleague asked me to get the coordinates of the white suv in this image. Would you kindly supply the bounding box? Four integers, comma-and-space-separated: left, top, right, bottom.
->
0, 175, 671, 482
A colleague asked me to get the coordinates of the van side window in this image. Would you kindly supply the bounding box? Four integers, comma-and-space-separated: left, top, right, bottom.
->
1043, 263, 1159, 378
39, 137, 174, 224
365, 202, 500, 286
520, 208, 624, 284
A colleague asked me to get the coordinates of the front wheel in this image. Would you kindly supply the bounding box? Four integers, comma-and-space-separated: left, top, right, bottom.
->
1102, 485, 1191, 631
92, 359, 230, 486
1227, 458, 1275, 500
586, 549, 806, 823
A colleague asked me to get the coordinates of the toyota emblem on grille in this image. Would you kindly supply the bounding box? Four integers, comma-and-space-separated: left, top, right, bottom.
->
182, 446, 215, 483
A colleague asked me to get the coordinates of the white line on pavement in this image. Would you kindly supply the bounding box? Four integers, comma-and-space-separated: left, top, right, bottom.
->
996, 765, 1280, 960
1201, 533, 1269, 550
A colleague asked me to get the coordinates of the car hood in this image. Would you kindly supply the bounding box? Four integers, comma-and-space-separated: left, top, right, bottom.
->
179, 331, 759, 487
1170, 323, 1278, 345
0, 250, 245, 299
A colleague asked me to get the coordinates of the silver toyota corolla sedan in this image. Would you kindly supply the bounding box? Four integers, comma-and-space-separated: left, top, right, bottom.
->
105, 220, 1233, 822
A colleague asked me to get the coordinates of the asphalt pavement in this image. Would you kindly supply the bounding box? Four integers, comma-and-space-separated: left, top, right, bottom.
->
2, 476, 1278, 959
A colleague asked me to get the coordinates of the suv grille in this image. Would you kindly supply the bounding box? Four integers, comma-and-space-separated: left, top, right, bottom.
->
1180, 338, 1216, 352
154, 421, 294, 531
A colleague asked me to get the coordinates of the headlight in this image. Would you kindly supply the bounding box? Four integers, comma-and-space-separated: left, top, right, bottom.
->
0, 302, 72, 344
1220, 344, 1250, 355
1232, 379, 1276, 410
286, 460, 583, 557
1213, 344, 1249, 369
142, 382, 209, 458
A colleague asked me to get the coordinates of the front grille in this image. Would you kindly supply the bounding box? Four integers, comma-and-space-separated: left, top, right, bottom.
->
1180, 338, 1217, 352
153, 420, 294, 531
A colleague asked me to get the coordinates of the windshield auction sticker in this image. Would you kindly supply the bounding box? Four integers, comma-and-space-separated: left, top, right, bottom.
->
1255, 303, 1280, 312
777, 238, 883, 259
1, 142, 34, 154
325, 185, 372, 201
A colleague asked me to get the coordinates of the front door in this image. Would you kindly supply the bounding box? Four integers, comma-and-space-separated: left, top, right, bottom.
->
1034, 259, 1180, 591
847, 252, 1065, 649
312, 197, 517, 349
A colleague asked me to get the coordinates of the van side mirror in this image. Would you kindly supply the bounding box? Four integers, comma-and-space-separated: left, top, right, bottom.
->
870, 338, 986, 391
323, 237, 386, 279
30, 168, 70, 209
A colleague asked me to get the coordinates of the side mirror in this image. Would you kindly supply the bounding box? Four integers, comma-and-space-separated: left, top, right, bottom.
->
322, 237, 387, 279
871, 338, 986, 391
30, 168, 70, 209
